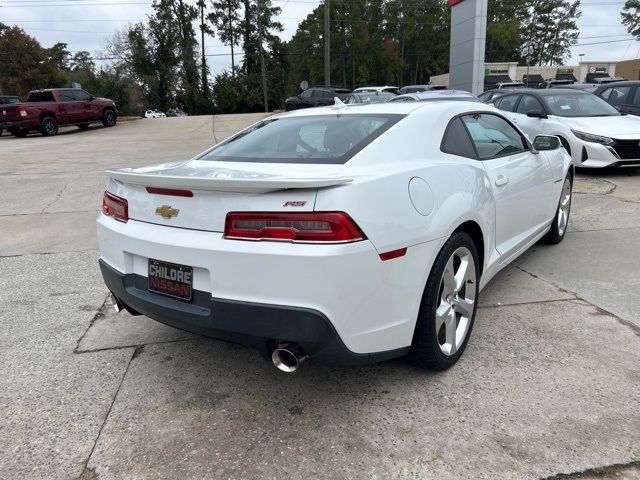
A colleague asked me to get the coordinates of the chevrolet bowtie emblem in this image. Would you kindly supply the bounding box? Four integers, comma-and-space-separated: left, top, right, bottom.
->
155, 205, 179, 219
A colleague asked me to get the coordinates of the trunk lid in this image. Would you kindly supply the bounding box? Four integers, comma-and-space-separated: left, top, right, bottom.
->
106, 160, 352, 232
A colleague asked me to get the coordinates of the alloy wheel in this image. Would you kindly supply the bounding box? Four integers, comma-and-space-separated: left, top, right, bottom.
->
43, 119, 56, 135
436, 246, 477, 356
557, 178, 571, 237
105, 111, 116, 126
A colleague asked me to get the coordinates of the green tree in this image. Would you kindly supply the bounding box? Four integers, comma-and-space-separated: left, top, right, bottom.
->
486, 0, 527, 62
525, 0, 581, 65
621, 0, 640, 38
207, 0, 242, 74
0, 26, 66, 96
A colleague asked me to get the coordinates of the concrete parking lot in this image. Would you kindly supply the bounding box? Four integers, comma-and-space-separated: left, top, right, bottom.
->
0, 116, 638, 480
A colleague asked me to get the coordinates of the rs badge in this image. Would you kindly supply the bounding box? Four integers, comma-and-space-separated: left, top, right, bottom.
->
155, 205, 179, 219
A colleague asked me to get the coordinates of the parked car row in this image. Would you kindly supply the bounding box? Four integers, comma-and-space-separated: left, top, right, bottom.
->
284, 84, 446, 110
486, 87, 640, 168
285, 80, 640, 169
144, 108, 188, 118
0, 88, 117, 137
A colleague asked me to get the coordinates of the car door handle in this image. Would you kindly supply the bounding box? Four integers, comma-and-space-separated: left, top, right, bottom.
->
495, 175, 509, 187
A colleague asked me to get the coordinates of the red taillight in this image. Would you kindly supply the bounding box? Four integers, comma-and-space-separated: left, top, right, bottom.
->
224, 212, 366, 243
145, 186, 193, 197
19, 107, 27, 117
102, 191, 128, 222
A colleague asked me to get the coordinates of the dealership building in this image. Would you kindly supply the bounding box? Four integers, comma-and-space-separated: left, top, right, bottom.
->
431, 58, 640, 89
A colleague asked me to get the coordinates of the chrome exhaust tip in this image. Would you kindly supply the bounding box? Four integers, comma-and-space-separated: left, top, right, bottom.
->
271, 343, 307, 373
110, 293, 123, 313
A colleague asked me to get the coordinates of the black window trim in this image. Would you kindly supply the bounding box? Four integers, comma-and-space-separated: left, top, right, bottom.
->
441, 111, 533, 161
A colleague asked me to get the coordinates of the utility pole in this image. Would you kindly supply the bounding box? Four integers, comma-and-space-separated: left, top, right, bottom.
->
199, 0, 209, 100
256, 0, 268, 112
324, 0, 330, 86
229, 2, 235, 76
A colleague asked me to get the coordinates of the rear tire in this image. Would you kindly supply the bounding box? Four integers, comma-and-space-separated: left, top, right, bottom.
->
102, 109, 117, 127
285, 103, 295, 111
76, 123, 90, 129
542, 174, 572, 244
40, 116, 58, 136
408, 231, 479, 370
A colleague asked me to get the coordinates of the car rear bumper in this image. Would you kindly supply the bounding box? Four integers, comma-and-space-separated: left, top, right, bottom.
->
97, 215, 437, 363
0, 120, 33, 129
100, 260, 408, 366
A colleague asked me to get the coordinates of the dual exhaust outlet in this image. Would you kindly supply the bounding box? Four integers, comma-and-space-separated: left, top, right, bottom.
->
271, 343, 307, 373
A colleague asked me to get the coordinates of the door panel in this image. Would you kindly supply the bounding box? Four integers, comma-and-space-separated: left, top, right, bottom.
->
57, 90, 83, 123
461, 112, 553, 258
482, 152, 553, 257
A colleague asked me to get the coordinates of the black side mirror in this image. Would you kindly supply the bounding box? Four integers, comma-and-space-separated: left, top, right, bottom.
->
533, 135, 560, 151
527, 111, 547, 119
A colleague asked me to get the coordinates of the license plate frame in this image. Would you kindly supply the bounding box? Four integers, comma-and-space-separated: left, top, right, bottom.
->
148, 259, 193, 301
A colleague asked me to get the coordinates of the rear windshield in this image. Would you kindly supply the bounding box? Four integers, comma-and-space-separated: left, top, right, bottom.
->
0, 96, 21, 104
198, 114, 403, 164
27, 91, 55, 102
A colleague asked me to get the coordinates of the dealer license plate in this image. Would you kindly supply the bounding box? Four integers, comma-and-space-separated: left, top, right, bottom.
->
148, 259, 192, 301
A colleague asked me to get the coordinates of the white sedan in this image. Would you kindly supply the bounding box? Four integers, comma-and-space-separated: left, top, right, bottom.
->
490, 89, 640, 168
97, 101, 573, 372
144, 109, 166, 118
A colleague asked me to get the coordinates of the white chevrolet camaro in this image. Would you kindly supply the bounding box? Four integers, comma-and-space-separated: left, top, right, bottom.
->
490, 89, 640, 168
98, 101, 573, 372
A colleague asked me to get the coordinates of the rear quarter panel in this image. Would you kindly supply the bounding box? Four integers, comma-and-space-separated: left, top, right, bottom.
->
314, 107, 496, 274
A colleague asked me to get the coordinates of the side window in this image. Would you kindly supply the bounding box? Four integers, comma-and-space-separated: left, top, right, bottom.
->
495, 95, 518, 112
299, 90, 312, 99
312, 89, 328, 99
599, 88, 612, 101
441, 118, 477, 159
73, 90, 92, 101
606, 86, 631, 105
633, 88, 640, 106
516, 95, 544, 114
461, 113, 528, 160
58, 90, 77, 102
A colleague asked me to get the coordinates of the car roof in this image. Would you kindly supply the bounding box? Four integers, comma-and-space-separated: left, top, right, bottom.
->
497, 88, 591, 96
276, 99, 498, 119
394, 90, 476, 101
354, 86, 398, 91
594, 80, 640, 87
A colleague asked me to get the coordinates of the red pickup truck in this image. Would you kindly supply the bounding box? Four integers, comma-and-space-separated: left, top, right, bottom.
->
0, 88, 118, 137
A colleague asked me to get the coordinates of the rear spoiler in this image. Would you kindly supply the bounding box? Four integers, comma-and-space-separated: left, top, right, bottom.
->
105, 168, 353, 193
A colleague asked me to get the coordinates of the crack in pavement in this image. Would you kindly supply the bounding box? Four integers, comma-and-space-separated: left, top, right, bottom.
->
542, 460, 640, 479
0, 209, 98, 218
76, 345, 138, 480
513, 264, 640, 337
569, 225, 640, 234
41, 181, 71, 214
